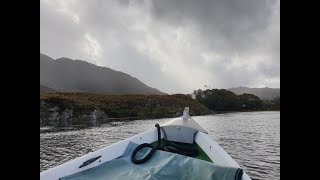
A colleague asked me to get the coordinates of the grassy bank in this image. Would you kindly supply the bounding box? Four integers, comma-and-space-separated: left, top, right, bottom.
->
40, 92, 212, 127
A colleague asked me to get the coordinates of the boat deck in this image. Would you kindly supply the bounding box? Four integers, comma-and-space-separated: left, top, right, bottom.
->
151, 139, 213, 163
60, 141, 243, 180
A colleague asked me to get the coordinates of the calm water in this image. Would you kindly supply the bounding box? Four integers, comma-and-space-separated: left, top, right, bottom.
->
40, 111, 280, 179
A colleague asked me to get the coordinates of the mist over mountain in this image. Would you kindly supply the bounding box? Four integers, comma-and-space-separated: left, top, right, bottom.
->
40, 53, 165, 95
228, 87, 280, 100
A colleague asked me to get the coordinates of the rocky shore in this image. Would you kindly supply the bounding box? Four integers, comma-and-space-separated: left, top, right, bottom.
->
40, 92, 212, 129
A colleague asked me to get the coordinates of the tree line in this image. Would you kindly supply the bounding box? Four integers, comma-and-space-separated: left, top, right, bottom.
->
192, 89, 280, 111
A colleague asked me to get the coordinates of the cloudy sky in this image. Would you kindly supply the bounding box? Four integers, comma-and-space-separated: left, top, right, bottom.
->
40, 0, 280, 94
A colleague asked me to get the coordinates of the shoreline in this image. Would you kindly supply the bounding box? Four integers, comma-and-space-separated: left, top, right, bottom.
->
40, 110, 280, 133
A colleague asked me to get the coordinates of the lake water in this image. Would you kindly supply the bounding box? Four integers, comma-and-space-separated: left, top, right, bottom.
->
40, 111, 280, 179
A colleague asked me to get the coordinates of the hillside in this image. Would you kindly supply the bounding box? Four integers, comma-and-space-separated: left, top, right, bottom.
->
40, 92, 212, 127
228, 87, 280, 100
40, 53, 165, 95
40, 84, 56, 95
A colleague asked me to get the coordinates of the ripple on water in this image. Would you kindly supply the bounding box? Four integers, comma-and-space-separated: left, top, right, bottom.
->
40, 112, 280, 180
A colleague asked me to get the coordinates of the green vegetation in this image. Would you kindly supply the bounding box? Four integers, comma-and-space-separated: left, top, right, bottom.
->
40, 89, 279, 128
238, 93, 263, 110
193, 88, 280, 111
40, 92, 212, 127
193, 89, 240, 111
262, 96, 280, 110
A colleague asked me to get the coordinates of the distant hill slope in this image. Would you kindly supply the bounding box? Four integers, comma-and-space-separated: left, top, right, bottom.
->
228, 87, 280, 100
40, 53, 165, 95
40, 84, 56, 95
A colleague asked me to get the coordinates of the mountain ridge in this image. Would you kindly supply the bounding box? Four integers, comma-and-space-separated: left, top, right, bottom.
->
40, 53, 165, 95
228, 86, 280, 100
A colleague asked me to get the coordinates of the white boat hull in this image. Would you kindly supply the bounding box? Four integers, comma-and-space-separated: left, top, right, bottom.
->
40, 127, 251, 180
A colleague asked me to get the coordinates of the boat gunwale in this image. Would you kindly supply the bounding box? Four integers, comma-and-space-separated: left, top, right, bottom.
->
40, 128, 165, 180
41, 128, 251, 180
195, 132, 251, 180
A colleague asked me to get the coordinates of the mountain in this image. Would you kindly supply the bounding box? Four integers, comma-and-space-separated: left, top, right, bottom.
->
40, 84, 56, 95
228, 87, 280, 100
40, 53, 165, 95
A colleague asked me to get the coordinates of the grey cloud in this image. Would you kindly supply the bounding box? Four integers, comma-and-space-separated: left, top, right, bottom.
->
40, 2, 84, 60
257, 61, 280, 78
40, 0, 279, 94
149, 0, 278, 53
